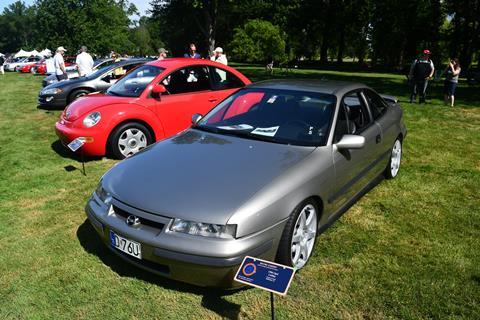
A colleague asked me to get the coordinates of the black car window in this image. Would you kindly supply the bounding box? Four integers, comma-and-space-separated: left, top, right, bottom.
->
162, 66, 211, 94
341, 91, 372, 133
209, 67, 244, 90
362, 89, 388, 120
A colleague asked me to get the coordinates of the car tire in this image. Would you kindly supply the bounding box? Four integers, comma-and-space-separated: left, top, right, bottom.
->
276, 199, 319, 270
69, 89, 91, 103
109, 122, 153, 159
384, 137, 402, 179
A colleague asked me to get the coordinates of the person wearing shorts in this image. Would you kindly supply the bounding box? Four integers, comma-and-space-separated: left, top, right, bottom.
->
444, 58, 461, 107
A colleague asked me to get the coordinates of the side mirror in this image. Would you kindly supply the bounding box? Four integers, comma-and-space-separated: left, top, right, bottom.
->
191, 113, 203, 125
152, 84, 167, 95
335, 134, 365, 150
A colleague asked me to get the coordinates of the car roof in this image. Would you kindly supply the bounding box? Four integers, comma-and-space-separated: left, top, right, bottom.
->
246, 79, 369, 96
146, 57, 235, 70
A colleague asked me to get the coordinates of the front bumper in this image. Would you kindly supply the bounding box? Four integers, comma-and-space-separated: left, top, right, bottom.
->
55, 120, 107, 156
38, 94, 67, 108
85, 194, 284, 288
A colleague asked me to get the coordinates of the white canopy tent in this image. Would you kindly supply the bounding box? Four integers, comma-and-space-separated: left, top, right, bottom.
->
38, 48, 52, 57
14, 49, 39, 58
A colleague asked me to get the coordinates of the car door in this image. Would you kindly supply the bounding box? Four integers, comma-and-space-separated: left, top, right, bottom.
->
361, 89, 397, 156
154, 65, 218, 138
329, 90, 383, 211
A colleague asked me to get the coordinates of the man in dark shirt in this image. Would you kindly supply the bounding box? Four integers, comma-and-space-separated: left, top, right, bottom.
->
409, 49, 435, 103
0, 54, 5, 75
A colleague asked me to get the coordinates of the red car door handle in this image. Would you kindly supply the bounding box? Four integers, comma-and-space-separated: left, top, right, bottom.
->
208, 98, 218, 102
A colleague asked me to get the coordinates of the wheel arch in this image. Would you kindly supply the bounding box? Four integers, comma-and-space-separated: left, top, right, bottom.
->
67, 87, 96, 103
106, 118, 157, 155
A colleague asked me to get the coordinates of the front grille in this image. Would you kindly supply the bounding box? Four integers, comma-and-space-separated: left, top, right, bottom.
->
112, 205, 165, 231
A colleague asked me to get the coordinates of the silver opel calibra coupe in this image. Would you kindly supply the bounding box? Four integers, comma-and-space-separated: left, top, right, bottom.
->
86, 80, 406, 287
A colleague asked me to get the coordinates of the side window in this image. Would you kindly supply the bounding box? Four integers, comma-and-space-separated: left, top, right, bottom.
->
162, 66, 211, 94
341, 91, 372, 133
363, 90, 388, 120
334, 104, 349, 143
209, 67, 244, 90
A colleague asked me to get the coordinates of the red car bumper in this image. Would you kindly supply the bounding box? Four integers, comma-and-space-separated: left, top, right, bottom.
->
55, 120, 108, 157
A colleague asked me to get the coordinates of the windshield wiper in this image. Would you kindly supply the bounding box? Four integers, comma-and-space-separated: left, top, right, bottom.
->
195, 125, 283, 144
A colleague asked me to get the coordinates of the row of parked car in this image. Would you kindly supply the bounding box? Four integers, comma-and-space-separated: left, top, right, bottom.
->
35, 57, 408, 287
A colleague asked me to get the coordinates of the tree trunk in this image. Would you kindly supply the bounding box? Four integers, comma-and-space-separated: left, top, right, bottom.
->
337, 27, 345, 63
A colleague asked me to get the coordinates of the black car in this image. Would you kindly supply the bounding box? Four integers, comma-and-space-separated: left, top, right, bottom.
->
42, 58, 127, 88
38, 59, 148, 108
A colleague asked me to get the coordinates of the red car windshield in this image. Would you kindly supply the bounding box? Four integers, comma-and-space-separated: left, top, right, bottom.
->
196, 88, 336, 146
107, 65, 164, 97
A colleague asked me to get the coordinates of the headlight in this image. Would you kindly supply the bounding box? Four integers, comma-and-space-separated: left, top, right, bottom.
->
95, 183, 112, 206
41, 88, 63, 95
170, 219, 236, 239
83, 112, 101, 127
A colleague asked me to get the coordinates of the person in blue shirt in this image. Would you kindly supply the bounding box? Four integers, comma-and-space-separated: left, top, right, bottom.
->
184, 43, 201, 59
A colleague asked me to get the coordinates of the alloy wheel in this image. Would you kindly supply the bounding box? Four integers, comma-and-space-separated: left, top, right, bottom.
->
290, 204, 317, 269
117, 128, 147, 157
390, 139, 402, 178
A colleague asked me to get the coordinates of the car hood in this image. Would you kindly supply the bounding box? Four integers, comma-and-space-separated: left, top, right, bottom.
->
64, 93, 132, 121
103, 129, 315, 225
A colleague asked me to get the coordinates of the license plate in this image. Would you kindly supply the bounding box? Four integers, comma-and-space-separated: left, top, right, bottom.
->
109, 230, 142, 259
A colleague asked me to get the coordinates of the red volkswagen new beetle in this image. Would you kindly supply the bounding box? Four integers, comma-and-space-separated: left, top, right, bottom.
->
55, 58, 251, 158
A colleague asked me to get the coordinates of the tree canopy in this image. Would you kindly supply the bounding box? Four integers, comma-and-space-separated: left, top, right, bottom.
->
0, 0, 478, 69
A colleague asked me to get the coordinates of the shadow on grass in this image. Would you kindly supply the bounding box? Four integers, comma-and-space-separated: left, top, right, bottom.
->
37, 104, 65, 111
76, 220, 245, 320
51, 140, 102, 163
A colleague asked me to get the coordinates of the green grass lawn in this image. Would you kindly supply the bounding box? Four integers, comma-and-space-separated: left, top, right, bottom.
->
0, 68, 479, 320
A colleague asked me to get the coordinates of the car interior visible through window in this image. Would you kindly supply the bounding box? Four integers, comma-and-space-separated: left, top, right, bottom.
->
162, 66, 211, 94
197, 88, 336, 146
341, 91, 372, 134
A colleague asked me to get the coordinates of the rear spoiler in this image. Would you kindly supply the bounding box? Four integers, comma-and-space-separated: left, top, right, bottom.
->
380, 94, 399, 105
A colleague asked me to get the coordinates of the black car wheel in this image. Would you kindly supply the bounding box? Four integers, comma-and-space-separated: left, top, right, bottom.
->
69, 89, 91, 103
109, 122, 153, 159
276, 198, 318, 269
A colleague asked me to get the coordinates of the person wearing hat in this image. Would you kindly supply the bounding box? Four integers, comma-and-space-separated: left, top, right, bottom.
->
158, 48, 168, 60
408, 49, 435, 103
76, 46, 94, 77
54, 46, 68, 81
210, 47, 228, 65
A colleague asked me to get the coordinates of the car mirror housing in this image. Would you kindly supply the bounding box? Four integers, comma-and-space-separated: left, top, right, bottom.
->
191, 113, 203, 125
335, 134, 365, 150
152, 84, 167, 95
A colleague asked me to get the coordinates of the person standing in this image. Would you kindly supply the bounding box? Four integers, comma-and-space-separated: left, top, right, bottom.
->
443, 58, 461, 107
0, 54, 5, 75
184, 43, 201, 59
158, 48, 168, 60
54, 46, 68, 81
76, 46, 94, 77
408, 49, 435, 103
210, 47, 228, 65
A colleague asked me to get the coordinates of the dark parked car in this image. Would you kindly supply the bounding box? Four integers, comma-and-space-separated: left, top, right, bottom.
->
38, 59, 147, 108
42, 58, 126, 87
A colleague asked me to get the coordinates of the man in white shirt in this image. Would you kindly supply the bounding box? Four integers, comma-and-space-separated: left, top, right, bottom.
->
54, 46, 67, 81
76, 46, 94, 76
210, 47, 228, 65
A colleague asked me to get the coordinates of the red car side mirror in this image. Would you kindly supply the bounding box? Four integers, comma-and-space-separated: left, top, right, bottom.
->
152, 84, 167, 95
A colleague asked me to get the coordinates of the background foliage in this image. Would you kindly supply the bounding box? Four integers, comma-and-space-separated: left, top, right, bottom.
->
0, 0, 479, 68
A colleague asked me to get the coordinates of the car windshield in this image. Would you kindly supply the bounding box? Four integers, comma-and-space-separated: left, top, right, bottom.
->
87, 65, 113, 80
195, 88, 336, 146
107, 65, 164, 97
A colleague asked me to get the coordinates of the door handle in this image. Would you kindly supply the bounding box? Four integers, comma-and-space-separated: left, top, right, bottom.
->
376, 134, 381, 144
208, 98, 218, 103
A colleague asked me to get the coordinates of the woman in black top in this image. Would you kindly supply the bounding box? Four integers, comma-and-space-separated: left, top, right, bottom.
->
444, 58, 461, 107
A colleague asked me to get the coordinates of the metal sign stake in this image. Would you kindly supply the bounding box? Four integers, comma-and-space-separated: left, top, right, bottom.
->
81, 147, 86, 176
270, 292, 275, 320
